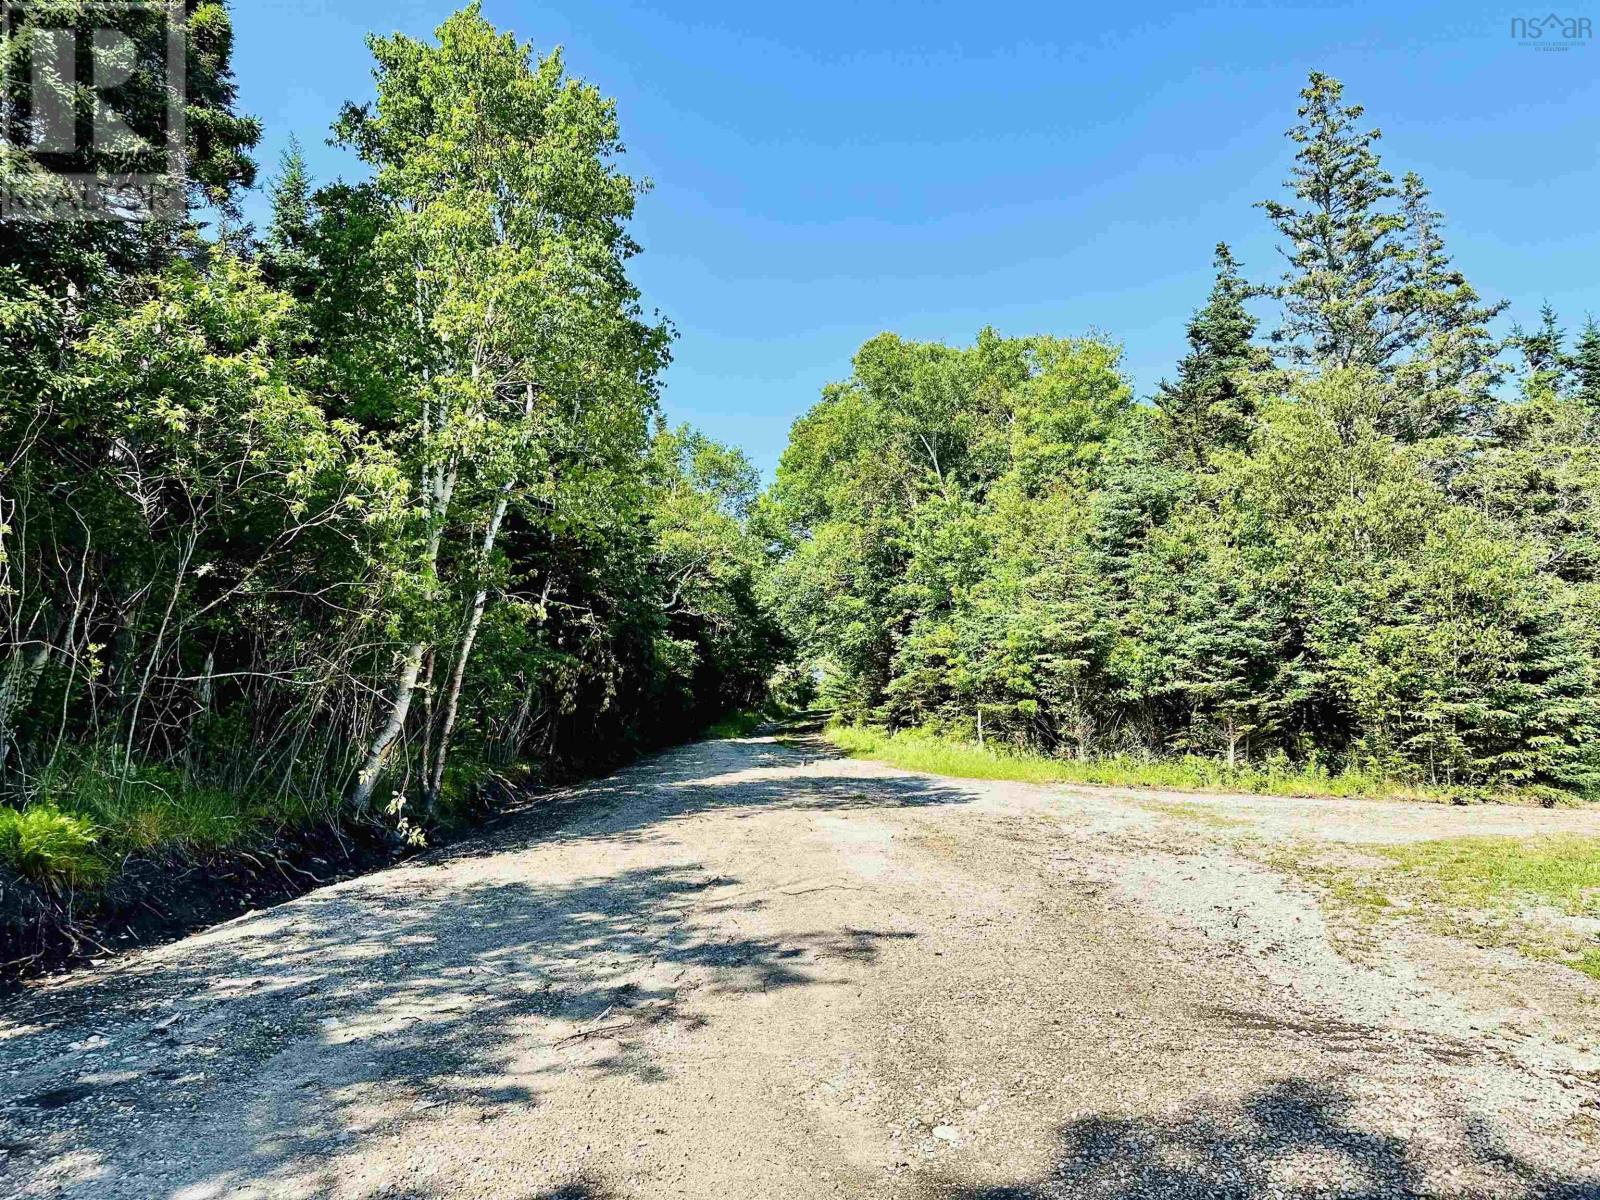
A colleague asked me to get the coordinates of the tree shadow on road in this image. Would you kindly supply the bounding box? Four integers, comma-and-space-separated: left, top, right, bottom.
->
924, 1076, 1600, 1199
437, 733, 977, 856
0, 738, 959, 1198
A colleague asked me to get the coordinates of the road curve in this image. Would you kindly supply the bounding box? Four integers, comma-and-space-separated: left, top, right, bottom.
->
2, 734, 1598, 1198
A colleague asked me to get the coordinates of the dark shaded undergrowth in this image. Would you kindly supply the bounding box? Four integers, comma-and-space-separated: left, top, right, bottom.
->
0, 713, 769, 987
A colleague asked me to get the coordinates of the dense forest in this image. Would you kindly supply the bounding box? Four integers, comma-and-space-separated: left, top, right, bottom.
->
767, 74, 1600, 804
0, 3, 783, 935
2, 3, 1598, 967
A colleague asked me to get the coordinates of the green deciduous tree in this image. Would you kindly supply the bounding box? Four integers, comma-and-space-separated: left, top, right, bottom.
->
0, 5, 787, 861
329, 5, 670, 807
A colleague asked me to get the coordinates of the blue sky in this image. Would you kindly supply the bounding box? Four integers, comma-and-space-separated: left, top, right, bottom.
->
232, 1, 1600, 477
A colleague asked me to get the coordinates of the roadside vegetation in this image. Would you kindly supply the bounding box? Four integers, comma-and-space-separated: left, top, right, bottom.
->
1380, 837, 1600, 980
768, 73, 1600, 808
0, 5, 787, 967
1272, 835, 1600, 982
826, 725, 1473, 804
702, 709, 778, 740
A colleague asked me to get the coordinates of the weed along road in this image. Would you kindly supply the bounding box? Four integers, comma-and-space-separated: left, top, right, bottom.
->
4, 733, 1600, 1198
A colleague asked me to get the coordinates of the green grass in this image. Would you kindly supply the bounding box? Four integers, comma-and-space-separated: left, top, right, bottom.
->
1265, 845, 1400, 921
1380, 835, 1600, 980
1375, 836, 1600, 918
703, 708, 777, 739
825, 724, 1469, 804
1275, 836, 1600, 982
0, 751, 338, 893
4, 708, 786, 897
32, 754, 304, 857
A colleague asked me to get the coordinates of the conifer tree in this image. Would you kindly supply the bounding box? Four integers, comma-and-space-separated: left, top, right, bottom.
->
1572, 318, 1600, 410
1155, 243, 1267, 465
262, 137, 314, 291
1516, 303, 1565, 381
1260, 74, 1505, 440
1258, 72, 1405, 372
1390, 172, 1507, 437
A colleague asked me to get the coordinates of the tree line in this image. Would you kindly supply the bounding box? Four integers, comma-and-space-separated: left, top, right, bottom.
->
766, 73, 1600, 802
0, 3, 784, 873
3, 0, 1596, 910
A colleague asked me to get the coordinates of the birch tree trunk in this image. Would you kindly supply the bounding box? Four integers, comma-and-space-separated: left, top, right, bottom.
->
347, 449, 458, 812
425, 382, 535, 805
424, 487, 510, 806
348, 642, 425, 812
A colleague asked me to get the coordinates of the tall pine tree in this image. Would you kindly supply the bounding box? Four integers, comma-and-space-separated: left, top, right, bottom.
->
262, 136, 314, 292
1390, 172, 1506, 438
1260, 73, 1504, 440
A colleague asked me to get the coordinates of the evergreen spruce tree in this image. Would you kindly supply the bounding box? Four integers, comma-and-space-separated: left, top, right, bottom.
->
1260, 73, 1505, 440
1258, 72, 1405, 372
262, 138, 315, 294
1171, 551, 1282, 770
1391, 172, 1507, 437
1572, 317, 1600, 410
1155, 243, 1267, 465
265, 140, 312, 252
1516, 303, 1565, 382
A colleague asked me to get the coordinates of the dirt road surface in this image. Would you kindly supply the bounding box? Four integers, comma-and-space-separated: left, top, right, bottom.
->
4, 734, 1600, 1198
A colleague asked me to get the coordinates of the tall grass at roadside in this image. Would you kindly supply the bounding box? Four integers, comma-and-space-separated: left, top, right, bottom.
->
703, 708, 780, 739
825, 724, 1502, 805
0, 749, 341, 893
30, 751, 331, 856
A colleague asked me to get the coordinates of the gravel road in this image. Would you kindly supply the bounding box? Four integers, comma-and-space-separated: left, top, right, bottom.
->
3, 733, 1599, 1198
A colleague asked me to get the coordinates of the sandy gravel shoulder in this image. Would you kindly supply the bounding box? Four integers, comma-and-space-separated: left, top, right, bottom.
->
1, 734, 1598, 1198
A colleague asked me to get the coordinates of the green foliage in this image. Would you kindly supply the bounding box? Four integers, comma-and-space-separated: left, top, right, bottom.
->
32, 751, 303, 856
702, 709, 773, 739
826, 725, 1462, 803
1257, 74, 1505, 441
1257, 72, 1406, 373
770, 73, 1600, 803
0, 4, 789, 901
1155, 243, 1270, 465
1561, 316, 1600, 412
0, 806, 105, 890
0, 11, 1595, 955
766, 327, 1130, 725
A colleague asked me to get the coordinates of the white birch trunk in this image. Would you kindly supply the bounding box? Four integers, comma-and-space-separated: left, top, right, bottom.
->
426, 382, 535, 804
